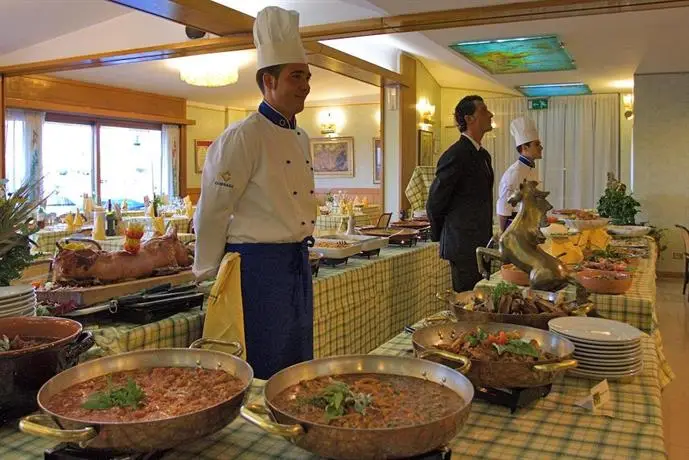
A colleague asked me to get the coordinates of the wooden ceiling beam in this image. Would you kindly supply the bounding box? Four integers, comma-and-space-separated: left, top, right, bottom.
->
1, 0, 687, 79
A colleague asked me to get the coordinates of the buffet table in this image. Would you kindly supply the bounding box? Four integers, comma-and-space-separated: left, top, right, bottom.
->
72, 242, 450, 361
123, 216, 191, 233
476, 239, 675, 386
314, 213, 374, 232
0, 313, 666, 459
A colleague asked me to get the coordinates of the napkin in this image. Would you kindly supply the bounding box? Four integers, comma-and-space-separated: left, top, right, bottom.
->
576, 228, 611, 251
202, 252, 246, 359
152, 216, 166, 236
146, 204, 155, 217
63, 212, 75, 233
92, 211, 106, 241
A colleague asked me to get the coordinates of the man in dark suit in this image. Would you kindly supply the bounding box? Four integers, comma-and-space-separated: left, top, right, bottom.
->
427, 95, 495, 293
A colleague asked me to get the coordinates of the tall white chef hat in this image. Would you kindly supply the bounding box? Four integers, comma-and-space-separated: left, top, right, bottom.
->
510, 116, 540, 147
253, 6, 308, 70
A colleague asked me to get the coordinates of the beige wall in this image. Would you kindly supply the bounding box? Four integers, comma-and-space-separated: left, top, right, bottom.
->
439, 88, 516, 155
633, 73, 689, 273
298, 103, 381, 189
185, 103, 246, 188
415, 61, 442, 165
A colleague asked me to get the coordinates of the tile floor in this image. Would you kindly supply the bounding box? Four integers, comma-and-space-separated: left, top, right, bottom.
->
657, 278, 689, 459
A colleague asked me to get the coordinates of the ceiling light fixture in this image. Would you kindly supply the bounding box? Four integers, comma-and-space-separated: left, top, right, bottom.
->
517, 83, 592, 97
178, 55, 239, 87
611, 79, 634, 89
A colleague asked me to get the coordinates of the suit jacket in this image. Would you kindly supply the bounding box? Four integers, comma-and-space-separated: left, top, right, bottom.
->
426, 135, 494, 262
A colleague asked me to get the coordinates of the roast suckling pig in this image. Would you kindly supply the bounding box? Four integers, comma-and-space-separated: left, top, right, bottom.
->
52, 228, 193, 283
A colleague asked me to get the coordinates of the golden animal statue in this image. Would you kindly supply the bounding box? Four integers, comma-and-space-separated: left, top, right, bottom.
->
476, 180, 590, 303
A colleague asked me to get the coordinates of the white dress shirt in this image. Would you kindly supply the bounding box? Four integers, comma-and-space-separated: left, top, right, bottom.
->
496, 157, 539, 216
193, 107, 317, 279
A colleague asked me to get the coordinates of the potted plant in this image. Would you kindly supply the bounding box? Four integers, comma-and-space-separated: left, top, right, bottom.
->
597, 173, 640, 225
0, 179, 47, 286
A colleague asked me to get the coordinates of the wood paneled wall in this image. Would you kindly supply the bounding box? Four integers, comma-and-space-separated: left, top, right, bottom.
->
4, 75, 192, 125
399, 54, 417, 210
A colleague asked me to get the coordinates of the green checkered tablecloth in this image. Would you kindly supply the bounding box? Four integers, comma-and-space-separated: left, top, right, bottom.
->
476, 240, 675, 387
31, 225, 85, 254
0, 313, 667, 459
92, 233, 195, 252
123, 216, 191, 234
314, 213, 374, 232
61, 243, 449, 362
405, 165, 435, 212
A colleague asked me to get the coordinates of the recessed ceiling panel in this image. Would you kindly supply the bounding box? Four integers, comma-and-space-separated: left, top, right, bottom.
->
517, 83, 592, 97
449, 35, 575, 74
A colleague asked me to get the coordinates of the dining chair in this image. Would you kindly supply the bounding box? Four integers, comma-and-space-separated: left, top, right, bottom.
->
674, 225, 689, 294
375, 213, 392, 229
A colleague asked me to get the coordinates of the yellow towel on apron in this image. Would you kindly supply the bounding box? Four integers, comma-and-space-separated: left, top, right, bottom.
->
202, 252, 246, 359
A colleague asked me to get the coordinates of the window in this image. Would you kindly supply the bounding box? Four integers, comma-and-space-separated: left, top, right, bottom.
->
42, 122, 94, 216
35, 117, 164, 215
4, 117, 26, 193
100, 126, 162, 210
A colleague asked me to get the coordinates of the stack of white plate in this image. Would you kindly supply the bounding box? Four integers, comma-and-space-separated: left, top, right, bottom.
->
548, 316, 642, 380
0, 285, 37, 318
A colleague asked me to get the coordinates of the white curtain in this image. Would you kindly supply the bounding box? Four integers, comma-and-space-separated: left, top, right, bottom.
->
161, 124, 180, 197
4, 109, 44, 199
484, 94, 619, 209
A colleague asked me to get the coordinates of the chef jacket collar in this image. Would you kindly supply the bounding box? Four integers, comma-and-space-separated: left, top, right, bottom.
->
259, 100, 296, 130
518, 155, 535, 168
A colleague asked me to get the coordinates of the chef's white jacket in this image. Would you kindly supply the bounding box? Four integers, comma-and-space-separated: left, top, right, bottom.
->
193, 105, 317, 279
496, 159, 539, 217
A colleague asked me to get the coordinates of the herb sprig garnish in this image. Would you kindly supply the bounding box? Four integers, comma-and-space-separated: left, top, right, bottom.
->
303, 381, 373, 422
82, 377, 145, 410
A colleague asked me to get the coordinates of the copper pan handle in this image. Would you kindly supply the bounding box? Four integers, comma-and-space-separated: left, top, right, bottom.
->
571, 302, 594, 316
20, 414, 97, 446
240, 403, 304, 441
189, 338, 243, 357
533, 359, 578, 372
415, 348, 472, 374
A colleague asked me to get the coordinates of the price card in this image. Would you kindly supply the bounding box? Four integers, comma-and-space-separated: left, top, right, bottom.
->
575, 380, 611, 413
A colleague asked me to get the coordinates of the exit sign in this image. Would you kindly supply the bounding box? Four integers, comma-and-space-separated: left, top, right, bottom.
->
528, 98, 549, 110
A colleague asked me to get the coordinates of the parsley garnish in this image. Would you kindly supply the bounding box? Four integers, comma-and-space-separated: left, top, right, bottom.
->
82, 377, 145, 410
492, 339, 539, 358
305, 381, 373, 422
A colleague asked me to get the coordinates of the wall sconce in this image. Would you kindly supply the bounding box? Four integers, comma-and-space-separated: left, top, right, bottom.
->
417, 97, 436, 131
318, 109, 345, 136
623, 94, 634, 120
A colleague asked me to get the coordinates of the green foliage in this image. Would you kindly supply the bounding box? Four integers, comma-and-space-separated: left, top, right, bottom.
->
493, 340, 539, 358
82, 377, 145, 410
597, 175, 640, 225
648, 226, 668, 255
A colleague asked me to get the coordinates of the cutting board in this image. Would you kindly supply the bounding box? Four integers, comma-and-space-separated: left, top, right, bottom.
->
36, 270, 195, 307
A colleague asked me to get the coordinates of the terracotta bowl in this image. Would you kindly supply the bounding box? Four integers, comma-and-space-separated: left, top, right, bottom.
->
576, 270, 632, 295
500, 265, 530, 286
0, 316, 94, 421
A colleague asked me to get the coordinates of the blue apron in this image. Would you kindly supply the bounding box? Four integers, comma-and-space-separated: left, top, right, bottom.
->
225, 237, 314, 379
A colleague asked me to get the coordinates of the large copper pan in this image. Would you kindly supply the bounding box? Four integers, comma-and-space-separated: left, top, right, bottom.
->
19, 339, 252, 451
413, 322, 577, 388
241, 355, 474, 460
438, 288, 593, 331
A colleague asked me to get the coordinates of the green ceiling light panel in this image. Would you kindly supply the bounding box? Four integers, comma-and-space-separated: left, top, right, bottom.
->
449, 35, 575, 74
518, 83, 592, 97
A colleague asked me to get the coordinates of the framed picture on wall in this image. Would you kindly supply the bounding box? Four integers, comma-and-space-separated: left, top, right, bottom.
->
418, 130, 434, 167
194, 140, 213, 173
373, 137, 383, 184
310, 137, 355, 177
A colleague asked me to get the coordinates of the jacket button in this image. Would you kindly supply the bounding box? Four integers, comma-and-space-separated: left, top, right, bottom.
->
297, 132, 301, 135
293, 191, 297, 195
301, 221, 306, 225
310, 190, 314, 194
311, 220, 315, 224
306, 160, 310, 164
286, 160, 291, 164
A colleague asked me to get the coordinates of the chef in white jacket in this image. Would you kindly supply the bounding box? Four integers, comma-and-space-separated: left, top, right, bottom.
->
193, 6, 317, 379
497, 116, 543, 231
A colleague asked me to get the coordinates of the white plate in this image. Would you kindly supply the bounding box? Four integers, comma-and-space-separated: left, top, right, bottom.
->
0, 303, 36, 315
0, 306, 35, 318
576, 357, 643, 368
573, 348, 642, 360
607, 225, 651, 237
0, 291, 35, 305
548, 317, 642, 343
568, 363, 643, 379
564, 218, 610, 231
0, 296, 36, 310
553, 331, 641, 347
0, 285, 34, 301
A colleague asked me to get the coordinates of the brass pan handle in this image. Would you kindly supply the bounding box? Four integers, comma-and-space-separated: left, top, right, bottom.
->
415, 348, 472, 374
571, 302, 594, 316
189, 338, 243, 357
240, 403, 304, 441
533, 359, 578, 373
20, 414, 97, 446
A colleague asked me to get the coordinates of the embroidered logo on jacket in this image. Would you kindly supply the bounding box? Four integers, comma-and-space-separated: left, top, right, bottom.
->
214, 171, 234, 189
